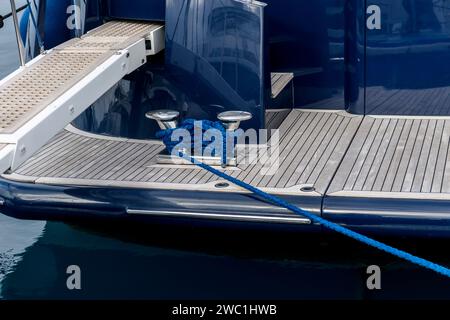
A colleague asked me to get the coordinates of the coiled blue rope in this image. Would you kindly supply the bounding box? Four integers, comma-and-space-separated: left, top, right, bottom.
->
158, 120, 450, 279
156, 119, 237, 165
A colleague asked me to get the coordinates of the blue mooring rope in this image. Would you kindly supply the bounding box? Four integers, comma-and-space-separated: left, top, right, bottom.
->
158, 119, 450, 279
156, 119, 236, 166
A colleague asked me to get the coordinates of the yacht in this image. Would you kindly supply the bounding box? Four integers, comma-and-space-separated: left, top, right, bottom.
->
1, 0, 450, 238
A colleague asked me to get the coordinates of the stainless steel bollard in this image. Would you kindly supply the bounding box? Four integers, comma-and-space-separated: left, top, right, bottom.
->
217, 111, 253, 131
145, 110, 180, 130
217, 111, 253, 167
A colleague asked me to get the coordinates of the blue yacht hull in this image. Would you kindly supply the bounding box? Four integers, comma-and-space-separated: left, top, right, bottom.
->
2, 177, 450, 238
0, 177, 321, 233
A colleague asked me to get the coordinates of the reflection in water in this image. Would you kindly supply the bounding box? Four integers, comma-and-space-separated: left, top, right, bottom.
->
1, 221, 450, 299
0, 0, 46, 299
0, 1, 26, 76
0, 215, 46, 298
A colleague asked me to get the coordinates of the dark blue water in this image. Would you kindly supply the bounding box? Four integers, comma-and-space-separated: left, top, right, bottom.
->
0, 2, 449, 300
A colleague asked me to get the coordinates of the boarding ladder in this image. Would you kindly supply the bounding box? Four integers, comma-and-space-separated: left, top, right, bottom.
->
0, 20, 164, 173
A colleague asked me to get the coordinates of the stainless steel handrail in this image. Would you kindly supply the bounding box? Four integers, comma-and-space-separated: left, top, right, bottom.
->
9, 0, 26, 66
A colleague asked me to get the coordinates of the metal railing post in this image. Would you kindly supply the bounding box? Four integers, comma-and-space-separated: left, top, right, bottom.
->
10, 0, 26, 66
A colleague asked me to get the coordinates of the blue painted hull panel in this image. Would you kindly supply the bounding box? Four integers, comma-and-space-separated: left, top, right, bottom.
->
107, 0, 165, 21
2, 177, 450, 238
0, 178, 321, 232
323, 196, 450, 238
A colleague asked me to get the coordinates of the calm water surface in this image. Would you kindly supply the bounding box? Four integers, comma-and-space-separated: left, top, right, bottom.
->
0, 2, 449, 300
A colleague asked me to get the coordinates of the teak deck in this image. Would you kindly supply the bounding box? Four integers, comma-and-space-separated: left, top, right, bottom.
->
7, 110, 361, 197
7, 109, 450, 202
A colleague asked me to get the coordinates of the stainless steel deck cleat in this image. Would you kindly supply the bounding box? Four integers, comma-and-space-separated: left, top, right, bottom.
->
217, 111, 253, 131
218, 111, 253, 167
145, 110, 180, 130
